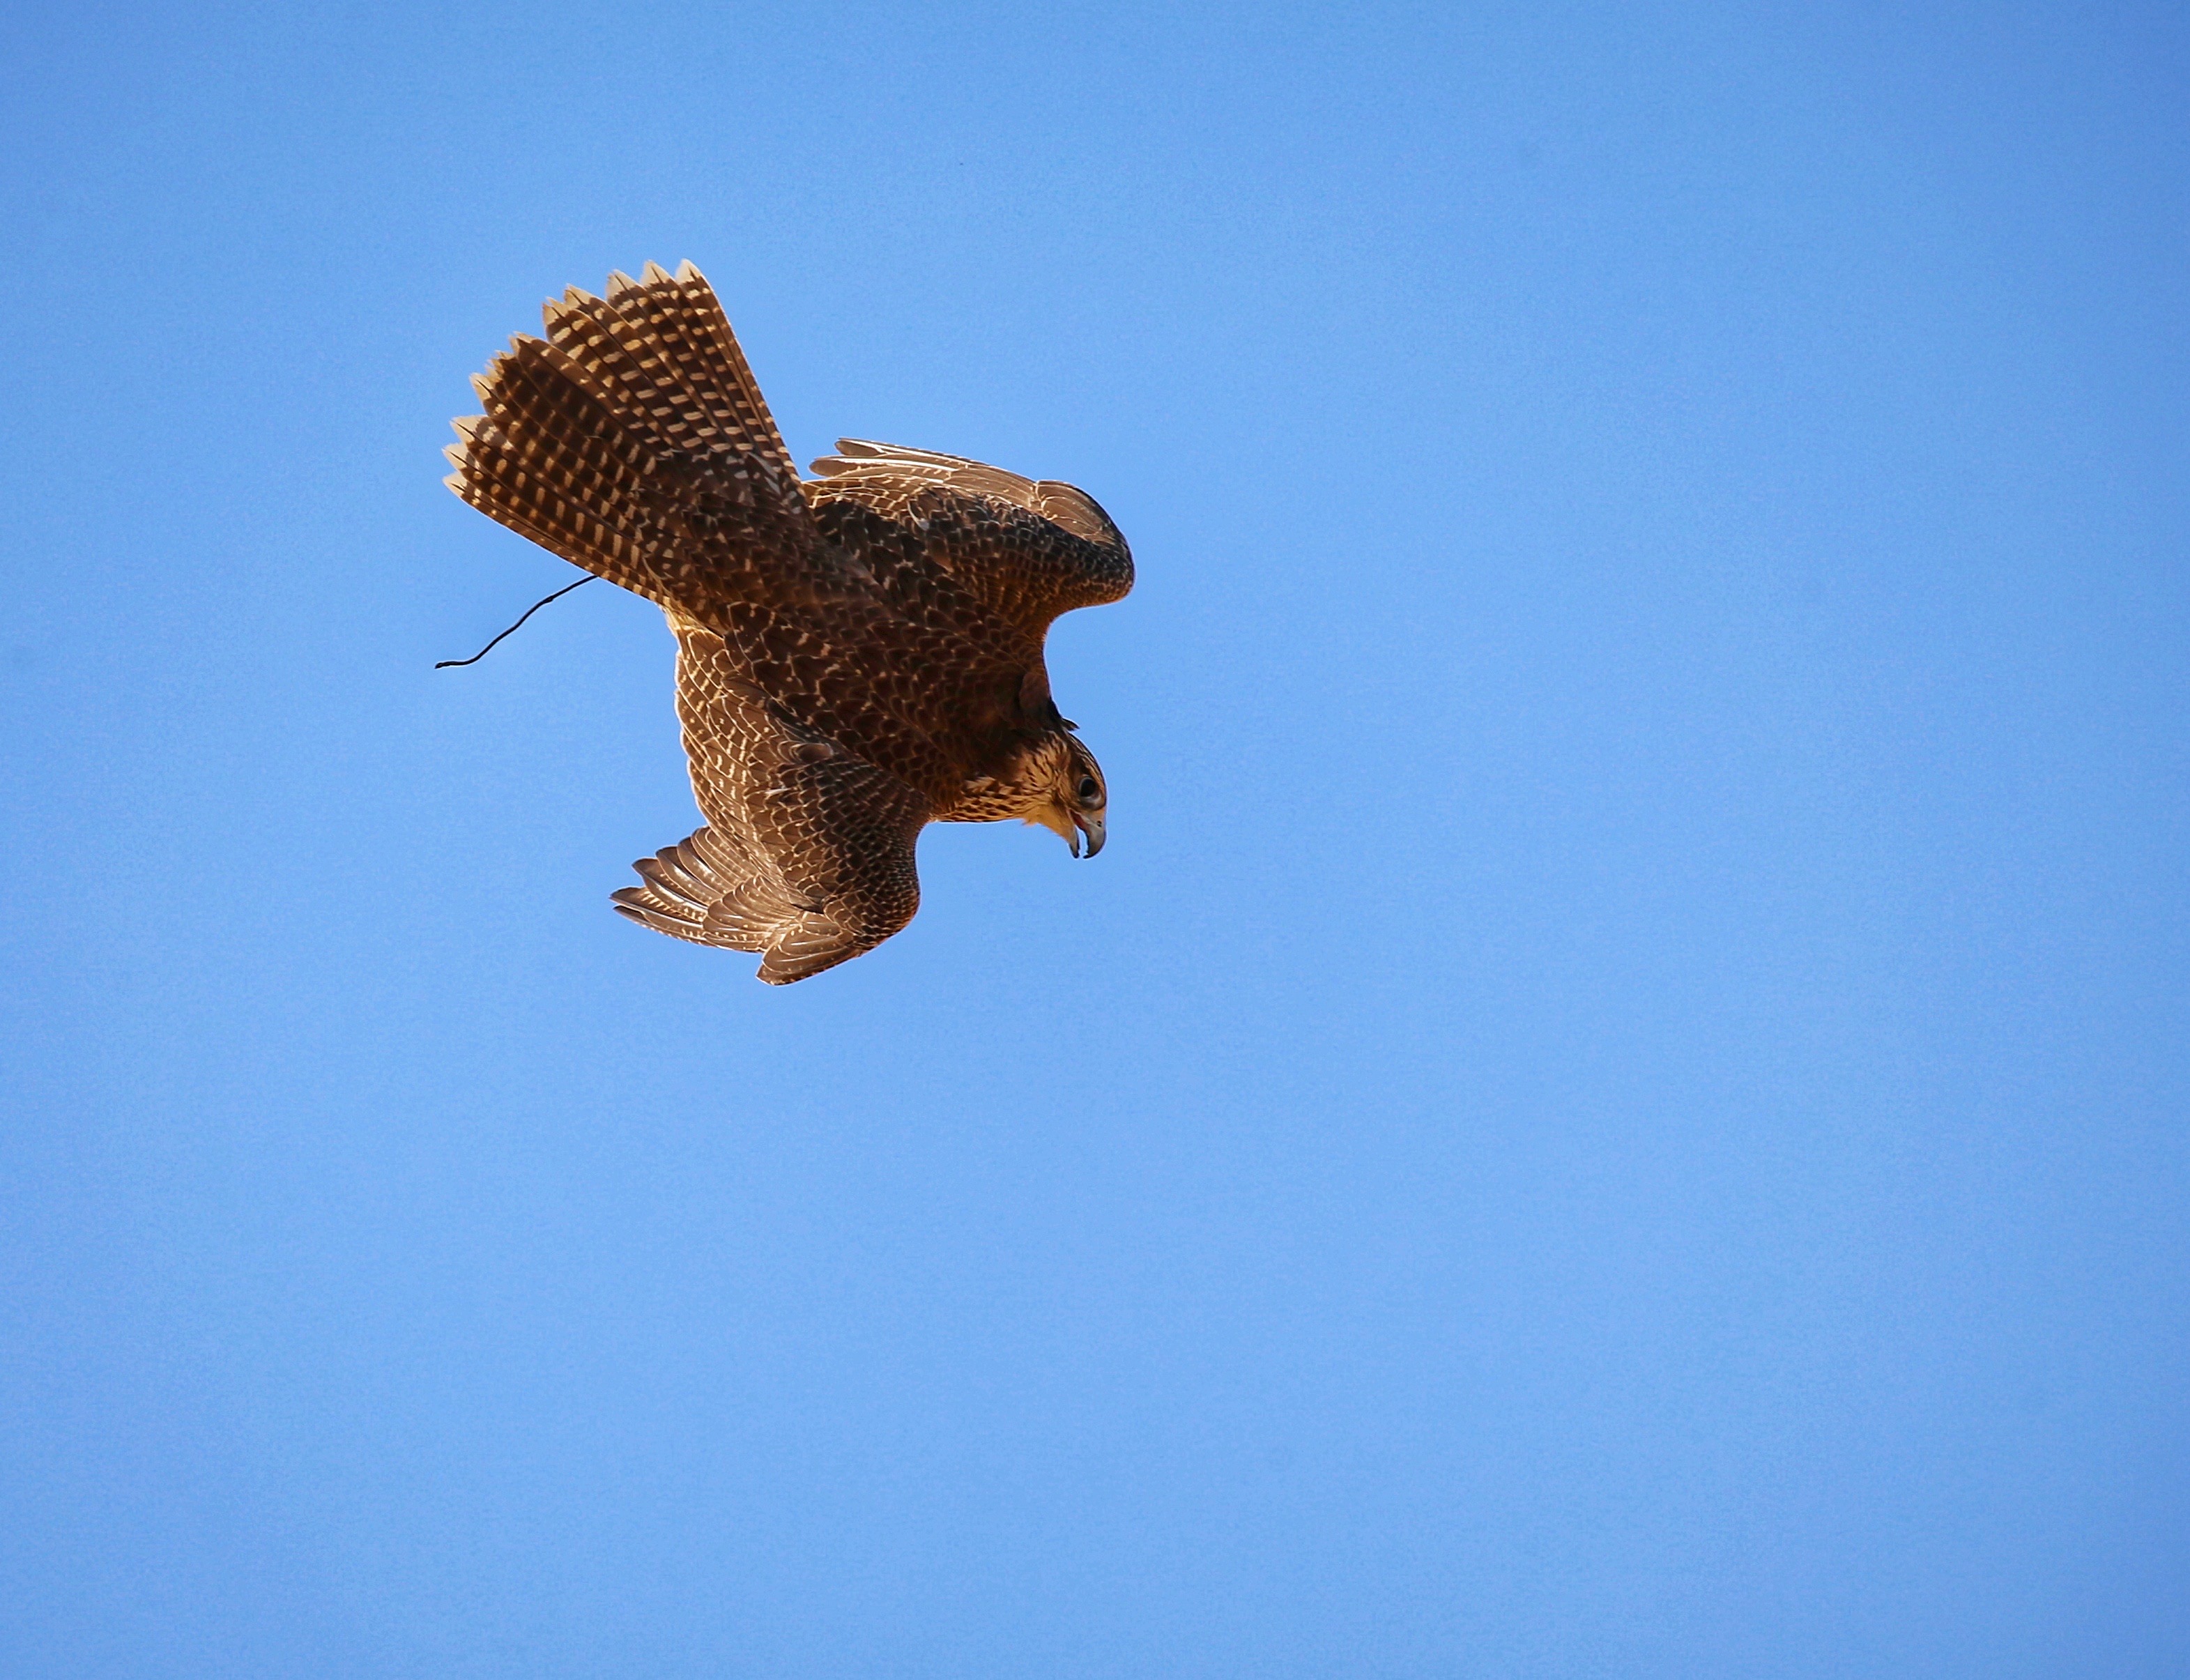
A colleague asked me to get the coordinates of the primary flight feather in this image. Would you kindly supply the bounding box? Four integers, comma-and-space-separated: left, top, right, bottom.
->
445, 261, 1133, 983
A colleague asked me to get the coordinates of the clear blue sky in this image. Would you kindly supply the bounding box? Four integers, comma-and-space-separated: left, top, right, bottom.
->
3, 3, 2184, 1674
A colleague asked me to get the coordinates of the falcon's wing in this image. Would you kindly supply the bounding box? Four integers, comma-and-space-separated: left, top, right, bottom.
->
611, 622, 931, 984
805, 439, 1133, 635
445, 261, 827, 617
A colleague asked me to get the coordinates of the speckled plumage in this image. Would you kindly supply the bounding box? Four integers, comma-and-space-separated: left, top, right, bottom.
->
445, 262, 1132, 983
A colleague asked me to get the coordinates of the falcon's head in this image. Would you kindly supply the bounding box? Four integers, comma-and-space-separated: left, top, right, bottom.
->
1022, 733, 1108, 859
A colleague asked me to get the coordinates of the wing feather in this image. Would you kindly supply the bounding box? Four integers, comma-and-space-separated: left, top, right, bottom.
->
805, 439, 1133, 634
611, 620, 930, 983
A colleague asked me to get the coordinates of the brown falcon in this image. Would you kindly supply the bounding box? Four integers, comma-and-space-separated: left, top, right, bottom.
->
444, 261, 1133, 984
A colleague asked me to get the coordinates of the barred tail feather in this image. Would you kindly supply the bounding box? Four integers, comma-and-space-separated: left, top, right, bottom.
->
446, 261, 818, 608
543, 263, 796, 478
445, 339, 684, 604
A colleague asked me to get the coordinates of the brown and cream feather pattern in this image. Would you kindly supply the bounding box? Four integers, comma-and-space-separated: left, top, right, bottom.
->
445, 262, 1131, 984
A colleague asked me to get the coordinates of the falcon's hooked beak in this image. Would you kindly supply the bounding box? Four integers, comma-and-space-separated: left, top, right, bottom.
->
1031, 801, 1105, 859
1072, 808, 1106, 860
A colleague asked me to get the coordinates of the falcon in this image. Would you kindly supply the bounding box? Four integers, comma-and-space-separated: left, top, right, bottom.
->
443, 262, 1133, 983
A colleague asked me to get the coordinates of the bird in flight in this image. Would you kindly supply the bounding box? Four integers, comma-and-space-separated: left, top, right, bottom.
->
444, 262, 1133, 983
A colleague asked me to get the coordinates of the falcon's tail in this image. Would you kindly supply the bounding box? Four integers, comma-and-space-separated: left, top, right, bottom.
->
444, 261, 815, 607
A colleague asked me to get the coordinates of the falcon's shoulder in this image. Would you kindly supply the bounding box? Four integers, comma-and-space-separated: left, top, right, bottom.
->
803, 439, 1133, 634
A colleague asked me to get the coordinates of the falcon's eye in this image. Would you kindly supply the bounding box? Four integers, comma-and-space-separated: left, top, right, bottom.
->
1076, 777, 1101, 804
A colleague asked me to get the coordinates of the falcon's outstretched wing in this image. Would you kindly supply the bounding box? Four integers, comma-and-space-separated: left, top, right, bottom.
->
806, 439, 1133, 636
611, 620, 931, 984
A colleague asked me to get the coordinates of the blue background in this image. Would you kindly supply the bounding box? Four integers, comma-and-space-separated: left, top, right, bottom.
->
3, 3, 2184, 1674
